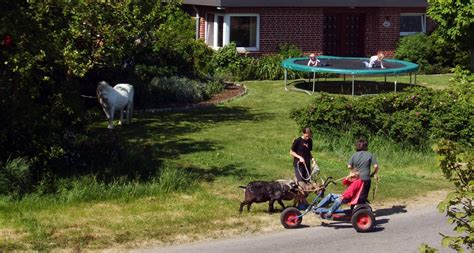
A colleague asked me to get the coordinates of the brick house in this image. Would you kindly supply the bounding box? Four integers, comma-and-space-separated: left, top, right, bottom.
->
182, 0, 434, 57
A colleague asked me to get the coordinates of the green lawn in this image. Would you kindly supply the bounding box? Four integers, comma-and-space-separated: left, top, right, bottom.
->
0, 75, 453, 250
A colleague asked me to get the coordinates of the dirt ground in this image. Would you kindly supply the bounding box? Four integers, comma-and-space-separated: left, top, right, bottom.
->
198, 84, 246, 105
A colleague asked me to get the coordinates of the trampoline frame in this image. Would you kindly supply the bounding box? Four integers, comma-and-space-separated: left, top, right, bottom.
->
282, 56, 419, 96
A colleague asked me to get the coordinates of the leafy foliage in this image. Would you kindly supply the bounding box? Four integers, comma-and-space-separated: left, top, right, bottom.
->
290, 73, 474, 147
0, 157, 32, 197
427, 0, 474, 71
427, 0, 474, 47
433, 140, 473, 252
210, 42, 305, 81
395, 33, 470, 73
145, 76, 224, 107
0, 1, 212, 195
418, 244, 439, 253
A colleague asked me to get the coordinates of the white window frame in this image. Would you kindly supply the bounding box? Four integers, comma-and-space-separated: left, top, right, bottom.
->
400, 13, 426, 36
205, 13, 260, 51
204, 13, 213, 47
205, 13, 225, 49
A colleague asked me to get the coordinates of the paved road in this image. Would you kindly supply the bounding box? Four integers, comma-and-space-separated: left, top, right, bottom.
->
137, 203, 454, 253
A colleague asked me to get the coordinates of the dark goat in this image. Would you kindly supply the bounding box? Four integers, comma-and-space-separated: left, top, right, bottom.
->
239, 181, 299, 213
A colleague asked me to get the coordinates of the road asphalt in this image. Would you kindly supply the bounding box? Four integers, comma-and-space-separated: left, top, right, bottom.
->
135, 203, 455, 253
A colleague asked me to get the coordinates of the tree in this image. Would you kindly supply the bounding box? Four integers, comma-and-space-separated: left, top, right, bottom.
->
427, 0, 474, 71
0, 0, 212, 193
431, 140, 473, 252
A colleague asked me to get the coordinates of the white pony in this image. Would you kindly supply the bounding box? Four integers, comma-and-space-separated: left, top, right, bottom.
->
96, 81, 134, 129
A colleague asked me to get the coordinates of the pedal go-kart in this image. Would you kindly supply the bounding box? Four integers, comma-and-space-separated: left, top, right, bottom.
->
280, 177, 375, 232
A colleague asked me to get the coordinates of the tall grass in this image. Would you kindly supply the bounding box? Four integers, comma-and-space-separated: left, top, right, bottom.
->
54, 166, 197, 203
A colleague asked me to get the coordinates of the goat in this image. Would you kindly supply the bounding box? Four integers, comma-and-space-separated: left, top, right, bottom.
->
96, 81, 134, 129
239, 180, 300, 213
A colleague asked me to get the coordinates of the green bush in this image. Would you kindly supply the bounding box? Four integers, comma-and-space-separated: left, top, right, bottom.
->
395, 33, 470, 74
0, 157, 32, 197
145, 76, 225, 107
433, 140, 473, 251
210, 43, 259, 81
290, 75, 473, 146
210, 43, 305, 81
278, 43, 303, 59
1, 1, 218, 198
205, 79, 226, 97
256, 54, 285, 80
211, 43, 241, 73
255, 43, 304, 80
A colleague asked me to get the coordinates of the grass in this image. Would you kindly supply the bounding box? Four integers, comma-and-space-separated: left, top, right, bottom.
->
0, 74, 454, 250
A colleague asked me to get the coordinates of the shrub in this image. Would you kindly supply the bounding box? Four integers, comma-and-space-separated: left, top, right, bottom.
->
0, 157, 32, 197
145, 76, 225, 107
204, 79, 226, 97
291, 77, 473, 147
395, 33, 470, 74
432, 140, 473, 251
210, 42, 305, 81
255, 43, 304, 80
211, 43, 241, 73
256, 54, 285, 80
150, 76, 205, 105
278, 43, 303, 59
1, 2, 216, 198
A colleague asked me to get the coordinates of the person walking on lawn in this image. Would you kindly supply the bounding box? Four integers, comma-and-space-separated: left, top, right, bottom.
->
290, 127, 316, 183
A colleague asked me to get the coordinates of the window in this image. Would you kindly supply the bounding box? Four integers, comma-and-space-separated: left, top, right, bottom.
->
206, 14, 224, 47
205, 14, 215, 47
205, 13, 260, 51
230, 16, 257, 48
400, 13, 426, 36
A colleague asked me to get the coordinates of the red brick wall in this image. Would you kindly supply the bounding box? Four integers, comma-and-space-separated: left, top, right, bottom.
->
364, 8, 401, 57
196, 6, 222, 40
199, 16, 206, 40
228, 7, 324, 54
194, 6, 428, 57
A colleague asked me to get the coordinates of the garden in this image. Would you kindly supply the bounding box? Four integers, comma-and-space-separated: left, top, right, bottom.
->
0, 1, 472, 251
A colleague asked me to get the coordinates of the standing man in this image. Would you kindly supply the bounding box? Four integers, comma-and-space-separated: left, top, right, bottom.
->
290, 127, 315, 183
348, 138, 379, 204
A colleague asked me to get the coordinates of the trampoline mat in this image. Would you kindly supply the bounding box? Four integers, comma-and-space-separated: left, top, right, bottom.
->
294, 59, 406, 70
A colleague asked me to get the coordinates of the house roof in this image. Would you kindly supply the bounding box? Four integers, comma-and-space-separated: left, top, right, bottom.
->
182, 0, 427, 8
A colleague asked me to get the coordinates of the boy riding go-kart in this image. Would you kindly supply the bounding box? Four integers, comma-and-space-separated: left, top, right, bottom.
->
280, 169, 375, 232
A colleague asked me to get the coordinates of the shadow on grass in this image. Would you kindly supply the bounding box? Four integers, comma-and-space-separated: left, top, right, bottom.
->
126, 105, 270, 134
119, 105, 272, 158
86, 105, 271, 183
291, 80, 421, 95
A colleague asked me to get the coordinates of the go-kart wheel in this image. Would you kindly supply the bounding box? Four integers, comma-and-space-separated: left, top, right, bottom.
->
351, 208, 375, 232
280, 207, 302, 229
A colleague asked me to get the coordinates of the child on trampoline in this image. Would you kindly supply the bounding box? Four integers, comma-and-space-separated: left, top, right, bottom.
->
307, 53, 321, 67
314, 170, 363, 218
363, 51, 385, 69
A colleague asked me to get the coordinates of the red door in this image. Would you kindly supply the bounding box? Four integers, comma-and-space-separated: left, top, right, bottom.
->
324, 13, 365, 57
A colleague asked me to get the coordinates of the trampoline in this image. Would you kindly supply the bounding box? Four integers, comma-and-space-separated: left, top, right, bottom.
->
282, 55, 419, 95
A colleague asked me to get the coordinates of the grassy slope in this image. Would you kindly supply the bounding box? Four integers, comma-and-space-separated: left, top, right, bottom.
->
0, 76, 452, 250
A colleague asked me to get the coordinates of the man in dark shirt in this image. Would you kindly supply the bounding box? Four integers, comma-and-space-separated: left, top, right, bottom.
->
348, 138, 379, 204
290, 127, 315, 183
